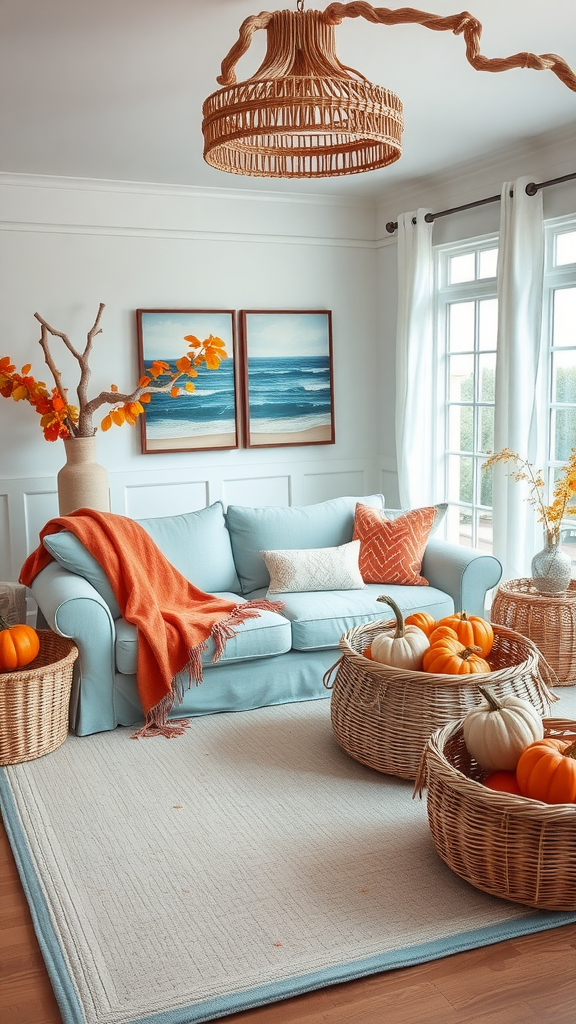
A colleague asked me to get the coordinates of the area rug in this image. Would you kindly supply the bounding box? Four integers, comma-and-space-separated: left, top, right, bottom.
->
2, 690, 576, 1024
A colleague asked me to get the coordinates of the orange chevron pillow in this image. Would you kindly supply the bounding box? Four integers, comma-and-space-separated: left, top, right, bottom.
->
353, 504, 438, 585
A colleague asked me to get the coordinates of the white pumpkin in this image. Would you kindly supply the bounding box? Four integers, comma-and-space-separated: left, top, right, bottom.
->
371, 596, 430, 670
463, 685, 544, 772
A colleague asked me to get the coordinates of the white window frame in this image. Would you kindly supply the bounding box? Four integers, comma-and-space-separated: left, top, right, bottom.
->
434, 234, 499, 549
542, 214, 576, 550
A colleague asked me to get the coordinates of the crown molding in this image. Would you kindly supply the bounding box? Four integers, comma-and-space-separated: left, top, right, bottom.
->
0, 171, 375, 211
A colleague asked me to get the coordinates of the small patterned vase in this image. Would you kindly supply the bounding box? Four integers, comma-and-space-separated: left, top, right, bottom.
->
531, 537, 572, 596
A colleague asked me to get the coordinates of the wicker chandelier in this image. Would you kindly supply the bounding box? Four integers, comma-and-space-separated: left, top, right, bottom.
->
202, 2, 576, 180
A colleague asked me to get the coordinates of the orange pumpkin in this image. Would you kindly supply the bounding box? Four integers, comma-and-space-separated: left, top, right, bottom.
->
483, 770, 522, 795
436, 611, 494, 657
428, 625, 459, 645
404, 612, 437, 637
516, 737, 576, 804
422, 636, 491, 675
0, 616, 40, 672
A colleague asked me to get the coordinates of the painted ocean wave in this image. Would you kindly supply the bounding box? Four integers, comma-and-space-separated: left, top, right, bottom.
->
147, 417, 236, 439
247, 355, 333, 425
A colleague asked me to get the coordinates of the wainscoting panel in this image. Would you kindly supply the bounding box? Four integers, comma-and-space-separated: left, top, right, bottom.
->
299, 469, 366, 505
221, 476, 291, 509
0, 493, 11, 581
122, 479, 210, 520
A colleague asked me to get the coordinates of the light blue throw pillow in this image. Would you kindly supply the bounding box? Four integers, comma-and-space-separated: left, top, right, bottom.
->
137, 501, 241, 594
226, 494, 386, 595
43, 531, 121, 618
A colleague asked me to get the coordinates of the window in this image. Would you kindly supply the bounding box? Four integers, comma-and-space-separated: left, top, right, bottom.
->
435, 217, 576, 556
543, 219, 576, 560
436, 238, 499, 550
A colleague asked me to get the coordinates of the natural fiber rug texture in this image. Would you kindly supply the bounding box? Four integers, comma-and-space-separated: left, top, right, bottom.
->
2, 690, 576, 1024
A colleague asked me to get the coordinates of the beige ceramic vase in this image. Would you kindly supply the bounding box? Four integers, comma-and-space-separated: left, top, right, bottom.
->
57, 435, 110, 515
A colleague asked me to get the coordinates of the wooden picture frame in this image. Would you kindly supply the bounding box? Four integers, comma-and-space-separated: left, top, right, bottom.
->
136, 309, 239, 454
240, 310, 335, 449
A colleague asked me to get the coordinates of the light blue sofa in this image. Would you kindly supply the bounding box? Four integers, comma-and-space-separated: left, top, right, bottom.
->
29, 494, 502, 736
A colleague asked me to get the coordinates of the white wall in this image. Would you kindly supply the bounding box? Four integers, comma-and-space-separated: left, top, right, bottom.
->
0, 173, 385, 579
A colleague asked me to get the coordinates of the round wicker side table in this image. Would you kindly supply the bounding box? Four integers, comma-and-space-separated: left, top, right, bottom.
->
491, 577, 576, 686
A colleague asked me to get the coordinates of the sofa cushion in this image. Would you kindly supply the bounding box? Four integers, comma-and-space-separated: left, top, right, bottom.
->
114, 593, 292, 675
226, 494, 385, 595
43, 532, 122, 619
245, 584, 454, 651
137, 502, 241, 594
262, 540, 364, 594
353, 504, 440, 586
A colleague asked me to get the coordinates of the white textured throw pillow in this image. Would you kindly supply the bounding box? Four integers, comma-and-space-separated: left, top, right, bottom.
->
262, 540, 365, 594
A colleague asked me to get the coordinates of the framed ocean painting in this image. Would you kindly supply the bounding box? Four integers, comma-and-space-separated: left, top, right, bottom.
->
136, 309, 238, 453
240, 310, 335, 448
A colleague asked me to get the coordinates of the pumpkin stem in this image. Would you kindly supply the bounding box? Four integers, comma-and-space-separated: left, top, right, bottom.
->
477, 683, 502, 710
0, 615, 9, 632
376, 594, 405, 638
563, 739, 576, 760
459, 644, 483, 662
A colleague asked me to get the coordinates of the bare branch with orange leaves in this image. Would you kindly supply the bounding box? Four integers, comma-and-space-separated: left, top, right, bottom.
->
0, 305, 227, 441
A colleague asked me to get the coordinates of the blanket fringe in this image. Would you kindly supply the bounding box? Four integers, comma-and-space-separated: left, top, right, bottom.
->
131, 690, 191, 739
131, 599, 284, 739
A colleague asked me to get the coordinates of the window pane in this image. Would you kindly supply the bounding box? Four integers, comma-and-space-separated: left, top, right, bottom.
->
478, 352, 496, 401
478, 297, 498, 350
448, 353, 474, 400
553, 288, 576, 347
449, 252, 475, 284
551, 407, 576, 462
448, 301, 475, 351
552, 350, 576, 403
478, 248, 498, 279
448, 405, 473, 452
448, 455, 473, 503
479, 406, 494, 456
458, 509, 473, 547
477, 511, 493, 552
556, 231, 576, 267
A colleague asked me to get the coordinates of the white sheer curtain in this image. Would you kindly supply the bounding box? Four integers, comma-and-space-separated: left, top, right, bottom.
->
492, 175, 545, 579
395, 208, 435, 508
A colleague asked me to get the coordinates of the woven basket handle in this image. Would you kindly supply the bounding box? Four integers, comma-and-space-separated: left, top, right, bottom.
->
323, 658, 343, 690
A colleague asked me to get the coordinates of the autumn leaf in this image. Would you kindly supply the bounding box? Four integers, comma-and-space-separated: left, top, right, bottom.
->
170, 386, 179, 398
184, 334, 201, 348
111, 408, 126, 426
184, 382, 195, 393
176, 356, 192, 373
140, 392, 151, 404
101, 413, 113, 432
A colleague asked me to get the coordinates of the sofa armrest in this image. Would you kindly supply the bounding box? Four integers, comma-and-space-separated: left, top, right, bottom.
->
421, 538, 502, 618
30, 562, 118, 736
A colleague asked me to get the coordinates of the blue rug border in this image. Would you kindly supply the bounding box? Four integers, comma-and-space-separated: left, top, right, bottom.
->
3, 765, 576, 1024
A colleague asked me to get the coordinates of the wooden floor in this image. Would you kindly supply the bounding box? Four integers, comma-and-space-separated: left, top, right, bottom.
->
2, 815, 576, 1024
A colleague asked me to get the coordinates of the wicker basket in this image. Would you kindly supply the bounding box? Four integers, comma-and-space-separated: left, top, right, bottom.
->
324, 620, 558, 781
415, 717, 576, 911
491, 578, 576, 685
0, 631, 78, 766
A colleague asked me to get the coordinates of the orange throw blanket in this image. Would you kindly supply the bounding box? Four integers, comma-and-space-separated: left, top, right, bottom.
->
20, 509, 284, 738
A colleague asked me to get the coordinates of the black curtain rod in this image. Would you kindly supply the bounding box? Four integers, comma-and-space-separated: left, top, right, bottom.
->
385, 171, 576, 234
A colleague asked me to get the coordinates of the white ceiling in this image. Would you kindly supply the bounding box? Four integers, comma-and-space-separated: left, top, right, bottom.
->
1, 0, 575, 200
